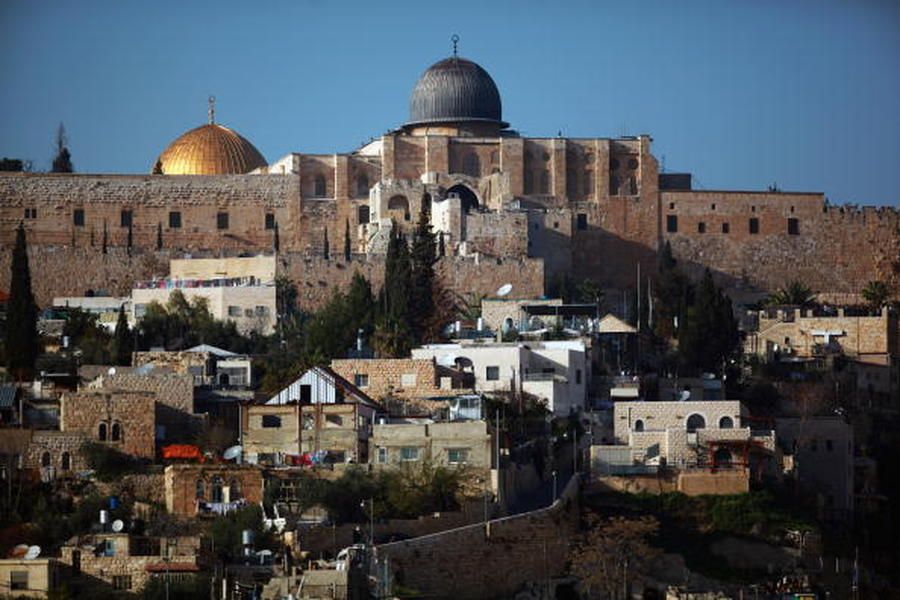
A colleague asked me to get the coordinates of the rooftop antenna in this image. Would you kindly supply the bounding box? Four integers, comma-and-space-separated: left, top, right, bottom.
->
451, 34, 459, 58
208, 95, 216, 125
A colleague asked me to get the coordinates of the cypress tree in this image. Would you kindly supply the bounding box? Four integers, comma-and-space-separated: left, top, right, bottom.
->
409, 207, 437, 343
156, 222, 163, 250
152, 159, 164, 175
102, 220, 108, 255
127, 222, 133, 256
5, 224, 39, 380
438, 232, 445, 257
344, 218, 351, 262
274, 221, 280, 253
323, 229, 330, 260
51, 123, 73, 173
112, 305, 132, 366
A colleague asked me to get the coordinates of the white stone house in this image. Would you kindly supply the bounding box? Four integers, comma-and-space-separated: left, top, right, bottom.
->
411, 340, 587, 416
593, 400, 777, 474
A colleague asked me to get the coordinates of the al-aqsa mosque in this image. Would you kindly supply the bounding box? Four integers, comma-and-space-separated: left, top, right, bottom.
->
1, 42, 898, 309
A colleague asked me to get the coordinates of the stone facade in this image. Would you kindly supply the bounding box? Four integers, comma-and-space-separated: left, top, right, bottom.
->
370, 420, 492, 473
746, 306, 899, 362
0, 559, 66, 598
24, 430, 88, 473
59, 389, 156, 460
59, 534, 208, 595
329, 358, 470, 401
376, 477, 580, 599
85, 372, 196, 444
164, 464, 264, 517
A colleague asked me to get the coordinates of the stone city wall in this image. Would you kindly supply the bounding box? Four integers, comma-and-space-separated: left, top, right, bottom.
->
376, 476, 580, 600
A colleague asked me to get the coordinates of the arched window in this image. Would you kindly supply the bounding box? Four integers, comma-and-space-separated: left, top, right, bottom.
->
539, 170, 550, 194
195, 479, 205, 500
388, 195, 410, 221
719, 416, 734, 429
686, 414, 706, 433
229, 478, 242, 500
98, 423, 108, 442
628, 175, 638, 195
447, 185, 478, 214
61, 452, 71, 471
313, 175, 326, 198
609, 174, 620, 196
357, 205, 370, 225
462, 153, 480, 178
355, 174, 369, 198
41, 452, 51, 468
634, 419, 645, 433
111, 423, 121, 442
714, 448, 733, 466
211, 476, 224, 503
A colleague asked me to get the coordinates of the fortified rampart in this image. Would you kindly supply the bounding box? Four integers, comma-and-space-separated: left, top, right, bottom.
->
375, 476, 580, 599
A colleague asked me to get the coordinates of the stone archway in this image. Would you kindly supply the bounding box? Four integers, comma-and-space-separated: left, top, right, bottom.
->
447, 184, 479, 214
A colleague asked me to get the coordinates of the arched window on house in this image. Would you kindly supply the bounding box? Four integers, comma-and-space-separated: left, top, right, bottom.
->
719, 416, 734, 429
634, 419, 645, 432
356, 174, 369, 198
41, 452, 51, 468
229, 478, 242, 501
211, 476, 224, 503
357, 205, 370, 225
61, 452, 71, 471
686, 414, 706, 433
195, 479, 205, 500
111, 423, 121, 442
313, 175, 327, 198
462, 153, 480, 178
98, 423, 108, 442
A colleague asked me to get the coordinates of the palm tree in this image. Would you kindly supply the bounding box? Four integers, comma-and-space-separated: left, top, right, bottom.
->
765, 281, 816, 307
861, 280, 891, 309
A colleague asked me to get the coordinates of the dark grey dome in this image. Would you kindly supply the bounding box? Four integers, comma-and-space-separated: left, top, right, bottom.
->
406, 57, 507, 128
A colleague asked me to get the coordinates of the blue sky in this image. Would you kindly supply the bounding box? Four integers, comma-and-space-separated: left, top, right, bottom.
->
1, 0, 899, 206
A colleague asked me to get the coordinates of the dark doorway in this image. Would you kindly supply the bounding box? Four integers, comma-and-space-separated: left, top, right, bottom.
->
447, 184, 479, 213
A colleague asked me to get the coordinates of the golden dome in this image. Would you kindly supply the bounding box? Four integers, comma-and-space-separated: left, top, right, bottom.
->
154, 123, 267, 175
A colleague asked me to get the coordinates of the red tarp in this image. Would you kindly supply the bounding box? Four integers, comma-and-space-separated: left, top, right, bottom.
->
161, 444, 204, 462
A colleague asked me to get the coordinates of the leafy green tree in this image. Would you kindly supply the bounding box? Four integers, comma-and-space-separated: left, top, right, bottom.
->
5, 223, 39, 380
323, 228, 330, 260
344, 218, 352, 261
63, 307, 112, 364
861, 280, 891, 309
137, 290, 249, 352
51, 123, 73, 173
0, 158, 27, 171
112, 305, 132, 366
152, 159, 163, 175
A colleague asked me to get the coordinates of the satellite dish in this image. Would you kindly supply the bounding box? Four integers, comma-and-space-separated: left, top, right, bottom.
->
24, 545, 41, 560
108, 367, 116, 376
111, 520, 125, 533
496, 283, 513, 297
223, 445, 243, 461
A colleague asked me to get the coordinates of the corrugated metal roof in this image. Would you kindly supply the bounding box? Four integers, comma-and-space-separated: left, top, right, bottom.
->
0, 384, 18, 409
